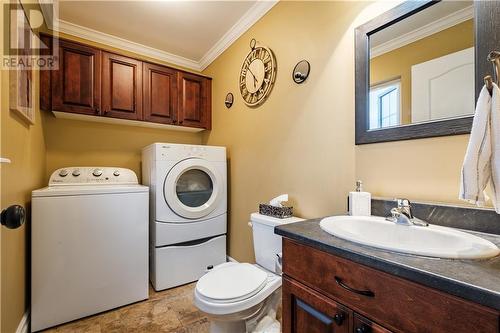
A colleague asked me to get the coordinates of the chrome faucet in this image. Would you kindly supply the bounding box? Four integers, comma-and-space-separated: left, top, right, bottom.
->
386, 199, 429, 227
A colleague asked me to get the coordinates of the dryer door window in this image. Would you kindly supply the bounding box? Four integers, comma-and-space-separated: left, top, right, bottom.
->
164, 158, 223, 220
176, 169, 213, 207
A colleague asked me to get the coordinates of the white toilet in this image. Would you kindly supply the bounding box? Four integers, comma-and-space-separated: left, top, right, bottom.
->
194, 213, 304, 333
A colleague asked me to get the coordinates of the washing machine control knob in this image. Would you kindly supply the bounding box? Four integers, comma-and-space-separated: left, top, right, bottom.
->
72, 169, 81, 177
113, 170, 120, 177
59, 169, 69, 177
92, 168, 103, 177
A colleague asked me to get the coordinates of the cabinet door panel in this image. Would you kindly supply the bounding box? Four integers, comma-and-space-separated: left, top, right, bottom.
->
283, 277, 350, 333
143, 63, 177, 124
178, 72, 211, 129
52, 40, 100, 115
102, 52, 142, 120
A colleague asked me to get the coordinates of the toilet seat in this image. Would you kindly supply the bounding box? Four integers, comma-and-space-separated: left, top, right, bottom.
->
196, 263, 268, 303
194, 262, 282, 316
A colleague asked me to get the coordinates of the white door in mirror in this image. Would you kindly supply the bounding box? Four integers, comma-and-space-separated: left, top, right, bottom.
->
320, 215, 500, 259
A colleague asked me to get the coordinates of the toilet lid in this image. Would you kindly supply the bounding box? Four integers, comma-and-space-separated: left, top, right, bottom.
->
196, 263, 268, 302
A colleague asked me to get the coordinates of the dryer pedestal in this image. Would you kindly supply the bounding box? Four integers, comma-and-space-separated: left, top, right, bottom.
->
151, 235, 227, 291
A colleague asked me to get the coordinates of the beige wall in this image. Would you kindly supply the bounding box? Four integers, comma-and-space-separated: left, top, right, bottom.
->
44, 117, 202, 178
203, 1, 475, 263
370, 19, 473, 124
1, 3, 47, 332
356, 135, 470, 205
202, 1, 403, 262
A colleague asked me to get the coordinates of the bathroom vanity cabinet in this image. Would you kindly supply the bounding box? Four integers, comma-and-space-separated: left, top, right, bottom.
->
40, 35, 211, 130
281, 239, 499, 333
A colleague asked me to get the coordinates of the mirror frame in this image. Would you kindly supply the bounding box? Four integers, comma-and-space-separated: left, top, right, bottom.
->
355, 0, 476, 145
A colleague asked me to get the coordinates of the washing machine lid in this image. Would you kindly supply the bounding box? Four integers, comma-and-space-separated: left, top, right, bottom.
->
32, 185, 148, 197
196, 263, 267, 303
163, 158, 224, 220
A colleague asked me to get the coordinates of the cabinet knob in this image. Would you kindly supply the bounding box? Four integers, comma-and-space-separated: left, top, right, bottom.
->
179, 120, 183, 124
333, 313, 345, 326
172, 120, 177, 124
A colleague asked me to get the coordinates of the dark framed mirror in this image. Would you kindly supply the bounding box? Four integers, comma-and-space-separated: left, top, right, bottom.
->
355, 0, 499, 145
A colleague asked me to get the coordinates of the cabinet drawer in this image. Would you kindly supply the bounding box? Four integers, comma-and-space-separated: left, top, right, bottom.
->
283, 239, 499, 333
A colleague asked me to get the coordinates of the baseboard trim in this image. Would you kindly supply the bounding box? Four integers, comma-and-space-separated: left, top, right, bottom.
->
16, 310, 29, 333
226, 255, 238, 263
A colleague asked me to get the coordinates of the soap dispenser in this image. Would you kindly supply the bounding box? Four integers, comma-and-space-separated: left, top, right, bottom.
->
348, 180, 371, 216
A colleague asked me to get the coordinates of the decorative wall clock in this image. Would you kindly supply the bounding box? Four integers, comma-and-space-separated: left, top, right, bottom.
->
239, 39, 277, 107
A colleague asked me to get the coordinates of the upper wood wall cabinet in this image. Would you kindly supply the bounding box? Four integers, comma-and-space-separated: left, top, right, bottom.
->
178, 72, 211, 129
143, 62, 178, 125
52, 40, 101, 116
41, 36, 212, 130
102, 52, 143, 121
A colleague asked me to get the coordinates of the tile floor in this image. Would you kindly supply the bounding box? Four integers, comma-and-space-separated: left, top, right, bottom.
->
41, 283, 209, 333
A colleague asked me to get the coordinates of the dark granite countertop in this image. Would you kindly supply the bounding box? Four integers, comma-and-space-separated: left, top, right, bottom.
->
275, 218, 500, 311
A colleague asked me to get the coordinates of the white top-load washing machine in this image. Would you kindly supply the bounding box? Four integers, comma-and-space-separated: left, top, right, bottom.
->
31, 167, 149, 332
142, 143, 227, 290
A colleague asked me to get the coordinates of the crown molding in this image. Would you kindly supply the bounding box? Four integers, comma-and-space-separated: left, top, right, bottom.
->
371, 5, 473, 58
57, 19, 202, 71
43, 0, 278, 72
198, 0, 278, 70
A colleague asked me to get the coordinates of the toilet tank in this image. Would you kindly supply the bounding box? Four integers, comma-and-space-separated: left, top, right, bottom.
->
250, 213, 304, 273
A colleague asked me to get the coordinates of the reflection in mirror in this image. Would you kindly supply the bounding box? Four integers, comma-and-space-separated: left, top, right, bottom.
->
369, 1, 474, 130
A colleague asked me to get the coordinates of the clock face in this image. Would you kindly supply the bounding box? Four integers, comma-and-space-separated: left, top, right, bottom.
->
239, 45, 276, 107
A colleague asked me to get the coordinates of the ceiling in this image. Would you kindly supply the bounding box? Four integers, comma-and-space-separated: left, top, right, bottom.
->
51, 1, 277, 70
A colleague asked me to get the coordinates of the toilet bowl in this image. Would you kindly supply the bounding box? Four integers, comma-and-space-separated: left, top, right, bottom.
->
195, 262, 281, 333
194, 213, 304, 333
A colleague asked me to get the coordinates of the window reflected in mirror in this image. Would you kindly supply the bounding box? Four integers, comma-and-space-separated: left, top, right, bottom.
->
369, 0, 474, 130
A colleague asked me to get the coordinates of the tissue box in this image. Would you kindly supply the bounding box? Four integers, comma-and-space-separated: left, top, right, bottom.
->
259, 204, 293, 219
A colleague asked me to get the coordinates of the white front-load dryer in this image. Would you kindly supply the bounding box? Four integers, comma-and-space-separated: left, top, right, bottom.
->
142, 143, 227, 290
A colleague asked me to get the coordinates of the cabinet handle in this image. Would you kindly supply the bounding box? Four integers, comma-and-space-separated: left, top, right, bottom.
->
333, 313, 345, 326
172, 119, 177, 124
179, 120, 183, 124
334, 276, 374, 297
94, 106, 100, 114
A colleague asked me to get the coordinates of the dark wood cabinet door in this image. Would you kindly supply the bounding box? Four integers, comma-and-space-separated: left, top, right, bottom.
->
52, 39, 101, 115
353, 314, 392, 333
102, 52, 143, 120
283, 276, 351, 333
143, 62, 178, 124
178, 72, 211, 129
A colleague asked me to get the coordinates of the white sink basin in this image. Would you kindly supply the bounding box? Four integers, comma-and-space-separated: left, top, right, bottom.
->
320, 216, 500, 259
